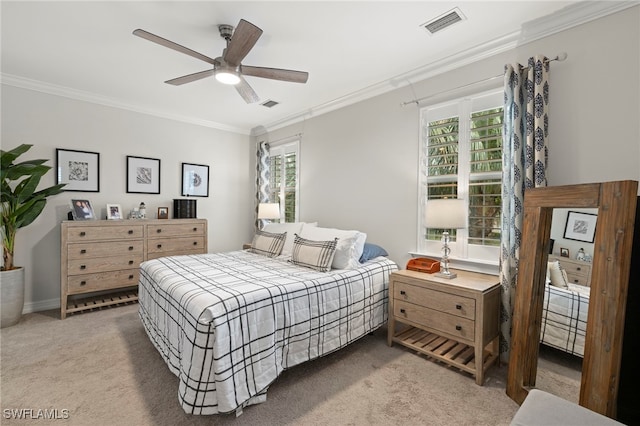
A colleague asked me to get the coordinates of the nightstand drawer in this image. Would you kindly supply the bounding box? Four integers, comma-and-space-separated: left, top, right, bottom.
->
394, 281, 475, 320
394, 300, 475, 342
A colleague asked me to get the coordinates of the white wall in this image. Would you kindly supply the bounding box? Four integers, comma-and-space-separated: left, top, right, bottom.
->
254, 6, 640, 271
1, 85, 255, 312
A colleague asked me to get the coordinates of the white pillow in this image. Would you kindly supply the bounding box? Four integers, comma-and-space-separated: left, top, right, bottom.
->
299, 226, 366, 270
547, 260, 569, 289
263, 222, 317, 255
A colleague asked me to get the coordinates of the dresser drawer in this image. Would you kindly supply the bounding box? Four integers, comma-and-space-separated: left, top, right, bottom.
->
147, 237, 205, 254
66, 225, 144, 242
394, 281, 475, 320
67, 240, 143, 260
147, 223, 205, 238
67, 269, 139, 294
565, 272, 590, 286
68, 254, 144, 275
394, 300, 475, 342
560, 260, 591, 277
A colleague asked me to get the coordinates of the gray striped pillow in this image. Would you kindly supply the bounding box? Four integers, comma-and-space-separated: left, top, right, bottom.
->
290, 234, 338, 272
251, 230, 287, 257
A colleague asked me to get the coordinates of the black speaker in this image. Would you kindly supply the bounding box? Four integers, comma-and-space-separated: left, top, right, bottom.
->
617, 196, 640, 424
173, 199, 197, 219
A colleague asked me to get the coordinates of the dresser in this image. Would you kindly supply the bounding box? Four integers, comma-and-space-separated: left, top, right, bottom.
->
387, 269, 500, 385
60, 219, 207, 319
548, 254, 592, 286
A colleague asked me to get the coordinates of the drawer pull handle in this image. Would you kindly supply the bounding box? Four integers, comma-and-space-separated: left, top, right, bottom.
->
80, 249, 87, 254
193, 241, 198, 246
456, 325, 462, 331
157, 229, 162, 233
129, 246, 134, 251
456, 304, 462, 310
193, 227, 197, 231
400, 308, 406, 314
157, 244, 162, 249
128, 274, 134, 280
80, 280, 87, 286
80, 265, 86, 270
80, 231, 86, 237
577, 267, 581, 271
400, 290, 406, 296
128, 260, 134, 265
128, 230, 134, 234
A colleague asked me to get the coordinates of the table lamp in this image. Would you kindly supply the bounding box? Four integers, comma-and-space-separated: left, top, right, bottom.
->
258, 203, 281, 228
424, 198, 467, 279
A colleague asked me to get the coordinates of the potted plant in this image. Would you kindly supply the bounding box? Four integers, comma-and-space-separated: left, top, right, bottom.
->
1, 144, 65, 327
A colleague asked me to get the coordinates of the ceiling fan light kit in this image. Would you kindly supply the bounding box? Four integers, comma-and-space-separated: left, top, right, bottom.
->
133, 19, 309, 103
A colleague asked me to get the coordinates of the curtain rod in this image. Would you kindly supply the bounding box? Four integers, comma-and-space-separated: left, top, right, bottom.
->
401, 52, 568, 108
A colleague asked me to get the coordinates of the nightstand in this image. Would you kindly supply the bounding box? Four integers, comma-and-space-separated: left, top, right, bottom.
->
242, 243, 252, 250
387, 269, 501, 385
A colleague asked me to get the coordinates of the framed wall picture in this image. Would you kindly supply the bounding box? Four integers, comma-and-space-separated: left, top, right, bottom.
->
157, 207, 169, 219
127, 156, 160, 194
563, 210, 598, 243
70, 199, 95, 220
106, 204, 123, 220
56, 149, 100, 192
181, 163, 209, 197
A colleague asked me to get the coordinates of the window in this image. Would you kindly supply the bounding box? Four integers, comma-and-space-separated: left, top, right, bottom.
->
419, 89, 503, 264
269, 140, 299, 222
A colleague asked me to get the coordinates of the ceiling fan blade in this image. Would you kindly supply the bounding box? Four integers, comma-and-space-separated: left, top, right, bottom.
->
223, 19, 263, 67
165, 69, 215, 86
133, 29, 216, 65
235, 76, 260, 103
241, 65, 309, 83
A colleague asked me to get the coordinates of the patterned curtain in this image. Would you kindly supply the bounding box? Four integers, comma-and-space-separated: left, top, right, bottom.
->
499, 55, 550, 362
255, 141, 270, 230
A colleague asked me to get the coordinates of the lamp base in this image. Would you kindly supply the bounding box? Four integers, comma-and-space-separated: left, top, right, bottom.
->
435, 271, 457, 279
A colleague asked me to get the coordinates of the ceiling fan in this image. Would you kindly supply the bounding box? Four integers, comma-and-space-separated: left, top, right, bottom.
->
133, 19, 309, 103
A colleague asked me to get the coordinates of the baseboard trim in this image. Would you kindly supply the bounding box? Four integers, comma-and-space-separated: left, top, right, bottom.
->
23, 298, 59, 314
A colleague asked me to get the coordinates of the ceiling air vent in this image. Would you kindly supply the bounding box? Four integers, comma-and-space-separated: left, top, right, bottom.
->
421, 7, 465, 35
261, 99, 279, 108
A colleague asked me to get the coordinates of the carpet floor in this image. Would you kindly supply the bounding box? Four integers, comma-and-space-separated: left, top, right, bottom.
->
0, 304, 581, 425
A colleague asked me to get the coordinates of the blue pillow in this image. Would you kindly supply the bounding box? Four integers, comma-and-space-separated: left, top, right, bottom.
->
359, 243, 389, 263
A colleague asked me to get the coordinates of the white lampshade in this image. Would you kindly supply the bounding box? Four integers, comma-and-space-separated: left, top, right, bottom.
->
425, 199, 467, 229
258, 203, 281, 220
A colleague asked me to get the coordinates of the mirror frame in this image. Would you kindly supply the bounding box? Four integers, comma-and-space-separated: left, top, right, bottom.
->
506, 180, 638, 418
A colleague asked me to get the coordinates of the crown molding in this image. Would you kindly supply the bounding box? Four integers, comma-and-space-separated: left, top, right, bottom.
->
1, 73, 250, 135
254, 1, 639, 136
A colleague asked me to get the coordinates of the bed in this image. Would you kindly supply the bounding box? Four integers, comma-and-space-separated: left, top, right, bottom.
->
137, 223, 398, 415
539, 260, 590, 357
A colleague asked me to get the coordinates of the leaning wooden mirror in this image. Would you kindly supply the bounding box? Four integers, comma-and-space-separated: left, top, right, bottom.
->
506, 180, 638, 418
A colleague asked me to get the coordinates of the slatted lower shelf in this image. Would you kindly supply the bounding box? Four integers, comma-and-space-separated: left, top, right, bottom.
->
65, 288, 138, 316
392, 326, 497, 377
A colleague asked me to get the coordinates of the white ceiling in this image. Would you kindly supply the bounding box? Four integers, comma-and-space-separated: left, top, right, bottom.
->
0, 1, 613, 135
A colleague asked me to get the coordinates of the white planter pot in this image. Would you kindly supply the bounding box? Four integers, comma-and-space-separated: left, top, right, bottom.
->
1, 267, 25, 328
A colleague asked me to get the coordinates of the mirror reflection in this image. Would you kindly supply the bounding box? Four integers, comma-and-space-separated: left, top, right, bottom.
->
535, 207, 598, 402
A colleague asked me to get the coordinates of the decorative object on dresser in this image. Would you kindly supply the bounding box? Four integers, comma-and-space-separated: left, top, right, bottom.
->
1, 144, 66, 328
181, 163, 209, 197
424, 198, 467, 279
157, 207, 169, 219
55, 148, 100, 192
126, 156, 161, 194
70, 199, 95, 220
387, 269, 501, 385
173, 198, 197, 218
106, 204, 122, 220
60, 218, 207, 319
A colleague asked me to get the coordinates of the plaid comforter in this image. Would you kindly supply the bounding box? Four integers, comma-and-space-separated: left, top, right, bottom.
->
540, 282, 590, 357
138, 250, 398, 415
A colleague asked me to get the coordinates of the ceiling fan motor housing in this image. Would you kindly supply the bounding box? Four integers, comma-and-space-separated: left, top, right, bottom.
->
218, 24, 234, 41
